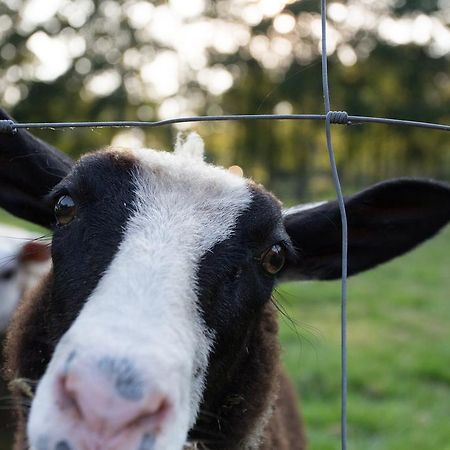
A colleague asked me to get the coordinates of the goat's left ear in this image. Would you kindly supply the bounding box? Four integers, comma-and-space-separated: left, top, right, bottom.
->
281, 178, 450, 281
0, 108, 74, 227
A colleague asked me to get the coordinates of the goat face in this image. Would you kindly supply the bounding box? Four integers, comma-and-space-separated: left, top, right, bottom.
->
0, 109, 449, 450
26, 137, 289, 450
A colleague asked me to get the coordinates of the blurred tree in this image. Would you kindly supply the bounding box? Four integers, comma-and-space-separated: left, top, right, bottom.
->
0, 0, 449, 200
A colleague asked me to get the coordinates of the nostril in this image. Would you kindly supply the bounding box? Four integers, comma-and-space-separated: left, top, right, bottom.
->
56, 374, 83, 420
124, 394, 171, 432
55, 366, 172, 437
55, 440, 72, 450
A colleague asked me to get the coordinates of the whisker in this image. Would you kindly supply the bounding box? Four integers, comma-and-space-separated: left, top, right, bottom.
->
0, 231, 52, 243
0, 394, 33, 402
191, 425, 226, 439
184, 439, 223, 450
273, 288, 323, 336
197, 409, 223, 421
272, 291, 322, 361
0, 236, 51, 271
0, 256, 17, 269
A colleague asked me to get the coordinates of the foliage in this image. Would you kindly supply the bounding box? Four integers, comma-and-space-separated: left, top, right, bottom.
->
0, 0, 449, 200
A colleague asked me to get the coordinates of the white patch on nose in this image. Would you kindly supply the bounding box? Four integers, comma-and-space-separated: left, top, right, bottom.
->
28, 142, 252, 450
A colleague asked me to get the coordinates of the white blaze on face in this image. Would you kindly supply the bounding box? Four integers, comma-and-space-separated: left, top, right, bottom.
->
28, 134, 252, 450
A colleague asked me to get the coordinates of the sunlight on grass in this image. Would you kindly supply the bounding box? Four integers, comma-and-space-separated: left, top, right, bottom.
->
279, 227, 450, 450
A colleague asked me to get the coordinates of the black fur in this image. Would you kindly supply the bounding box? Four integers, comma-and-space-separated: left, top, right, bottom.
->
282, 178, 450, 280
47, 151, 137, 345
3, 151, 138, 384
197, 185, 289, 336
191, 185, 290, 446
0, 109, 73, 227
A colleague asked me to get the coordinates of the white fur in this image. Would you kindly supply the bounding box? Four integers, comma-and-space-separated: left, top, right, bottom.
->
28, 141, 252, 450
174, 132, 205, 160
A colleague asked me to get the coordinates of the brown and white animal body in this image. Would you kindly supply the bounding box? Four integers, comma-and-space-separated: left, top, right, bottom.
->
0, 108, 449, 450
0, 224, 50, 332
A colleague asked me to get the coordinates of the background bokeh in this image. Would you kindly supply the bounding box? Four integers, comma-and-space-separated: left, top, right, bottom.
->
1, 0, 449, 448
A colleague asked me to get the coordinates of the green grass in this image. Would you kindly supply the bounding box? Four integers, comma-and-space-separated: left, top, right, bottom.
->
0, 209, 47, 234
279, 226, 450, 450
1, 209, 449, 449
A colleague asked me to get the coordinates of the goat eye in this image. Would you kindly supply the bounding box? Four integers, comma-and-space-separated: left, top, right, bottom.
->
54, 195, 76, 226
260, 244, 285, 275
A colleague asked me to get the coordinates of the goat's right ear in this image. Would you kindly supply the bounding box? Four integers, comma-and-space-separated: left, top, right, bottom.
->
280, 178, 450, 281
0, 108, 73, 228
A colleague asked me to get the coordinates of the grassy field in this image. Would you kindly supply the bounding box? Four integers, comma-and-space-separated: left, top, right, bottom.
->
279, 226, 450, 450
0, 208, 449, 449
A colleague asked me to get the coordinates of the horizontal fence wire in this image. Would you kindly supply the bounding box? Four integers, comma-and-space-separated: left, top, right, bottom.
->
1, 113, 450, 133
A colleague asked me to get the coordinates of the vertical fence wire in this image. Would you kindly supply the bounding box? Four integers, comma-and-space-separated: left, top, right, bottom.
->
320, 1, 349, 449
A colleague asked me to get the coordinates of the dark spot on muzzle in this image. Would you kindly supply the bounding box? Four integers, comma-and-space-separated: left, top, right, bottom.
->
138, 433, 156, 450
55, 441, 72, 450
98, 356, 145, 401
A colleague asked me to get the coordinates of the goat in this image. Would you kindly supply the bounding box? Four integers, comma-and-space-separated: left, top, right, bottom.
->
0, 224, 50, 332
0, 109, 449, 450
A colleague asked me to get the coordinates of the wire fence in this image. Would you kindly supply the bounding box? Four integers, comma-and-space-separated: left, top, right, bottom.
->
1, 112, 450, 132
1, 1, 449, 449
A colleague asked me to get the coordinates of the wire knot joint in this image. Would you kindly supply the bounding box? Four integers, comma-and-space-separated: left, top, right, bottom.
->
0, 119, 17, 135
326, 111, 349, 125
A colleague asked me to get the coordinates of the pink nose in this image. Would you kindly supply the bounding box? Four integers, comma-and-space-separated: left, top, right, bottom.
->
57, 356, 171, 440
